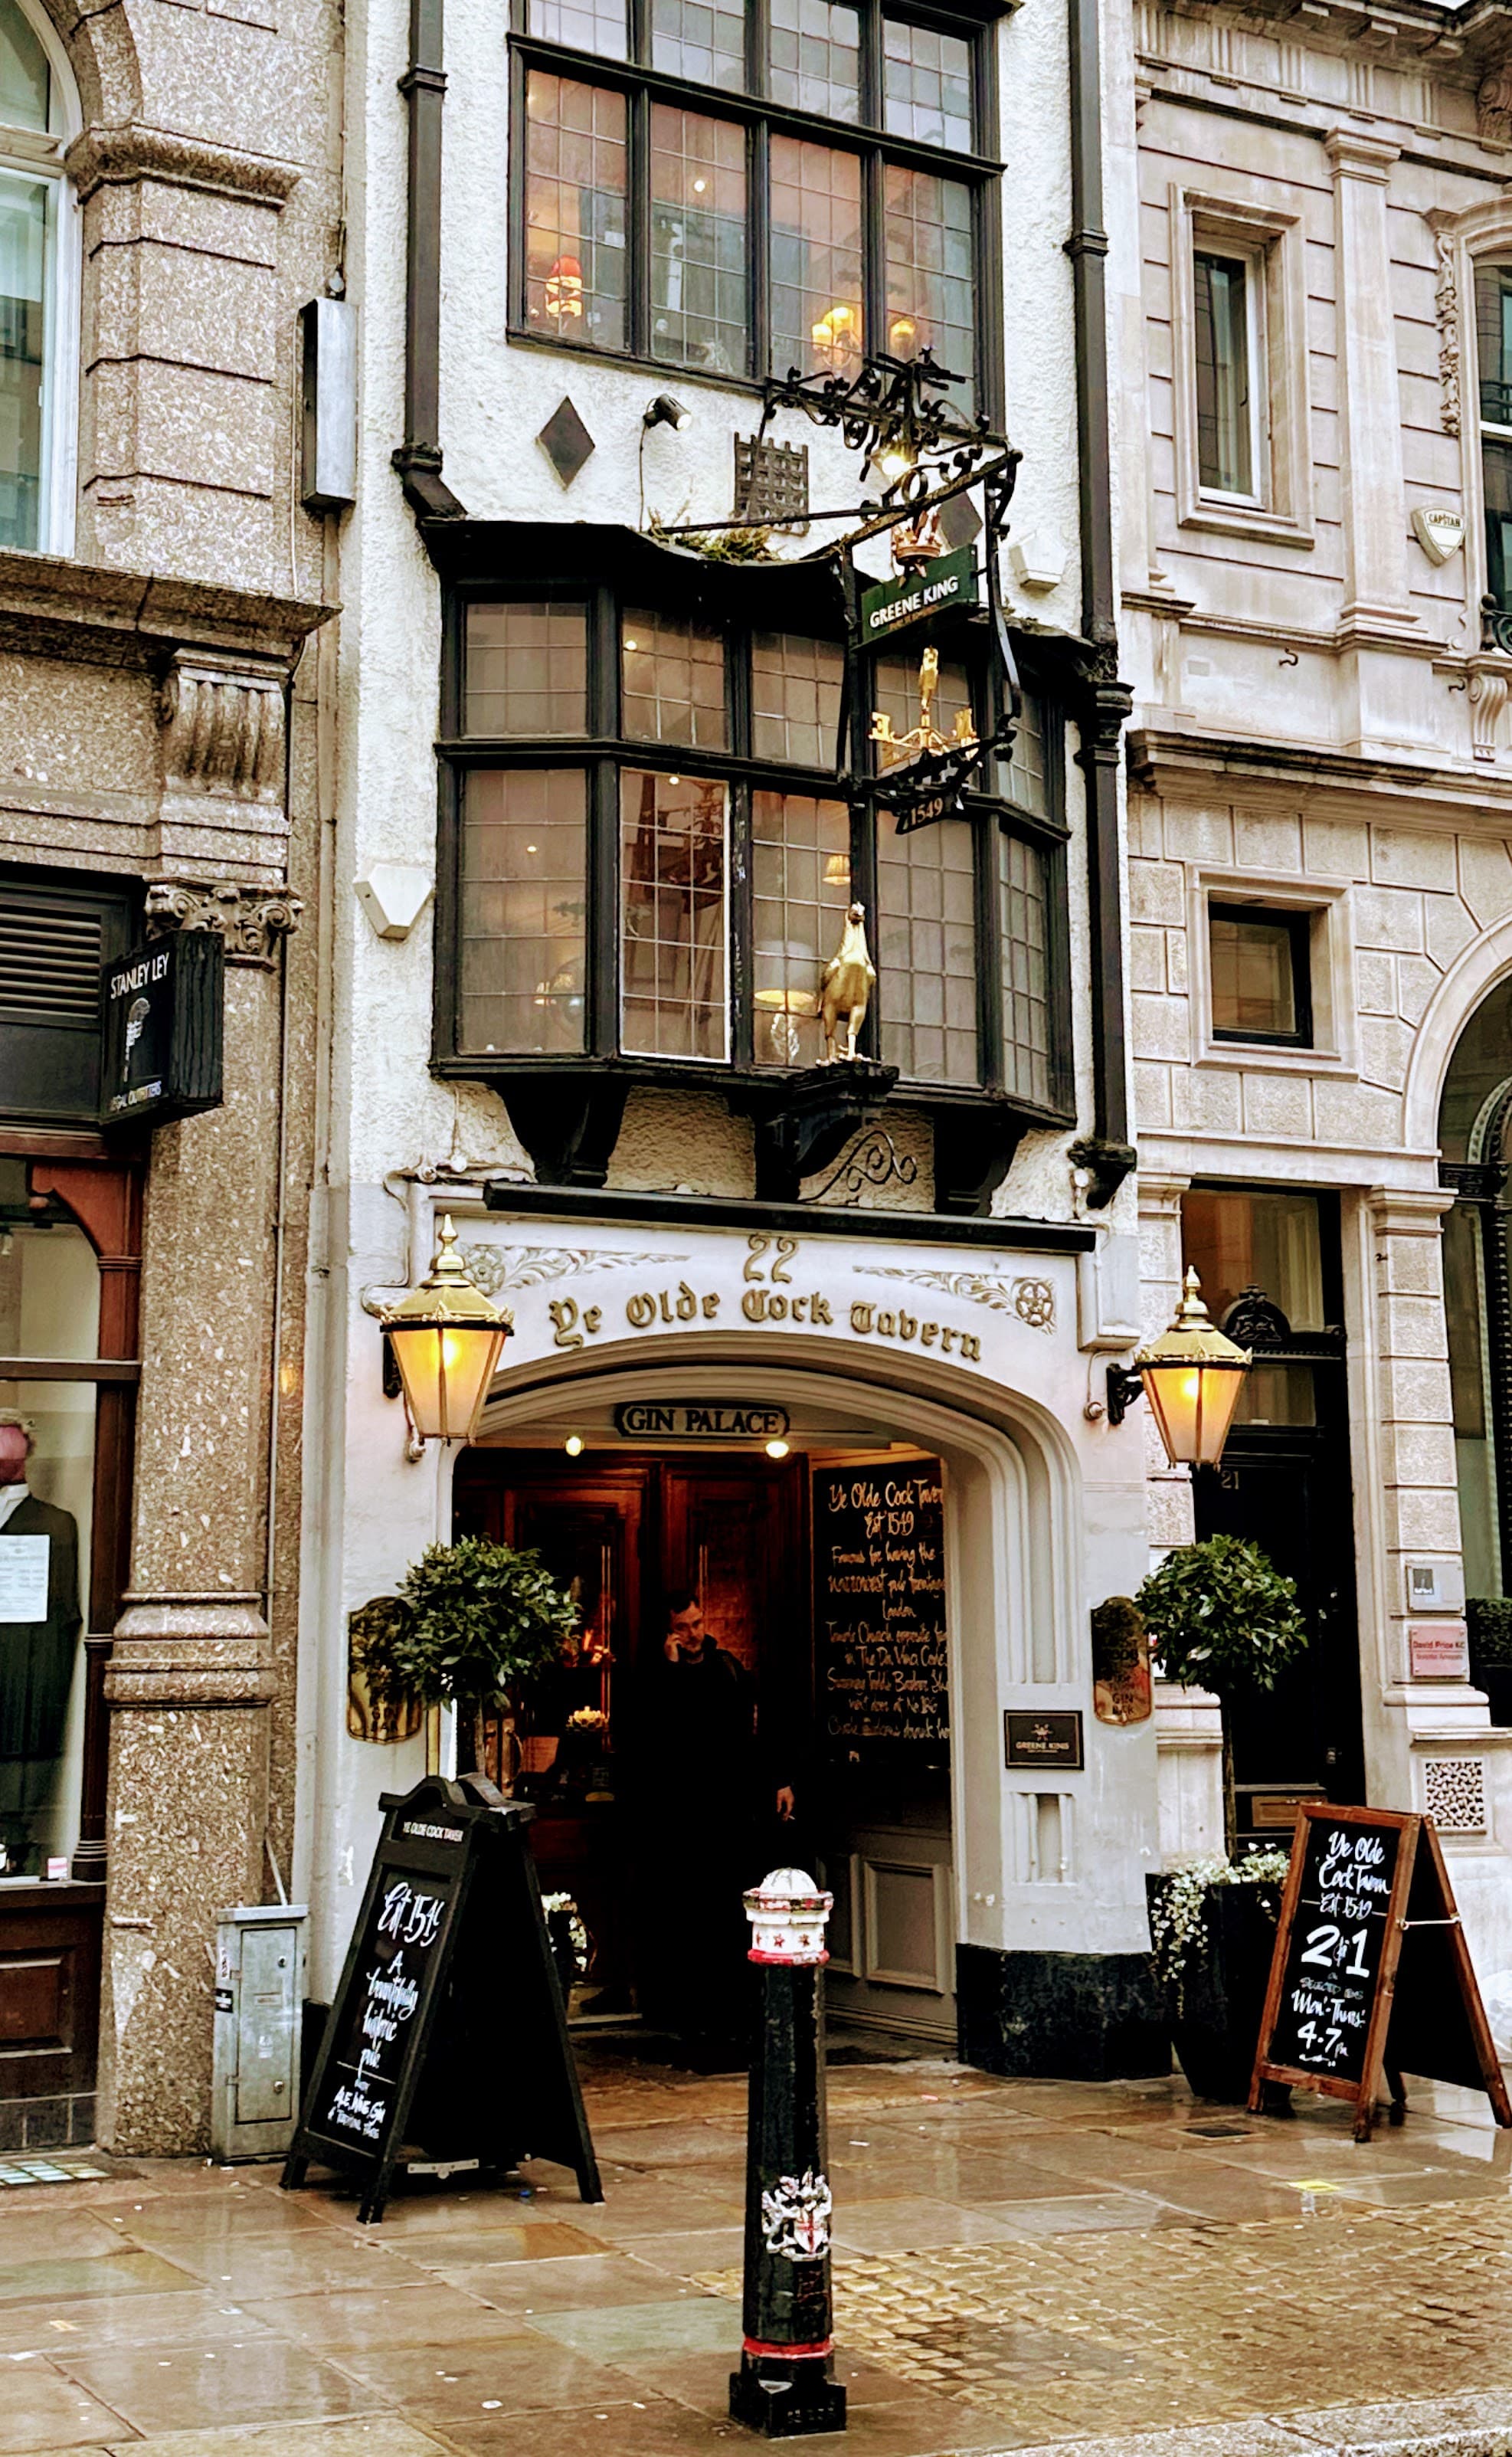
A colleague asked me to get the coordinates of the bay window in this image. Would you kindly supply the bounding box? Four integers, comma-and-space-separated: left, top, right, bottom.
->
513, 0, 995, 403
437, 562, 1071, 1127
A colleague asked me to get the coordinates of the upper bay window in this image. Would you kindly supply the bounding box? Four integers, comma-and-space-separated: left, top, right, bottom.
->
439, 566, 1069, 1114
515, 0, 993, 402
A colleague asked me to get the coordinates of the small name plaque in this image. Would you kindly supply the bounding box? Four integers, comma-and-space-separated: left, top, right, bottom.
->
1409, 1622, 1469, 1680
1003, 1710, 1084, 1772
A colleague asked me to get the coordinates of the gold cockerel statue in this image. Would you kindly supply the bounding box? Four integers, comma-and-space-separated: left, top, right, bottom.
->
820, 903, 876, 1063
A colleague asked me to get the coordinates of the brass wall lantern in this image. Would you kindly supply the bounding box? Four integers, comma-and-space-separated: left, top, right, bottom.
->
381, 1214, 511, 1451
1105, 1267, 1251, 1467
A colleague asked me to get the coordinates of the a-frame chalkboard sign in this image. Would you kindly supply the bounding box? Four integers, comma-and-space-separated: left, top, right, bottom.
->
282, 1773, 602, 2223
1249, 1803, 1512, 2142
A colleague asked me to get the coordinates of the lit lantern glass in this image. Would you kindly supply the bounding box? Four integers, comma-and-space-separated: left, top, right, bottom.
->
1136, 1267, 1251, 1468
381, 1214, 511, 1445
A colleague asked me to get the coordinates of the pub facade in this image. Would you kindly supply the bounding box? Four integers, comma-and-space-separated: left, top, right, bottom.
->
303, 0, 1173, 2079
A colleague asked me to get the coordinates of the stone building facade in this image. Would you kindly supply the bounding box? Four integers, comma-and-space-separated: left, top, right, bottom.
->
1111, 0, 1512, 2003
0, 0, 339, 2149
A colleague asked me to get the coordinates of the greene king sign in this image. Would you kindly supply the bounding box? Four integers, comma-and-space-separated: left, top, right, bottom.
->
859, 547, 976, 644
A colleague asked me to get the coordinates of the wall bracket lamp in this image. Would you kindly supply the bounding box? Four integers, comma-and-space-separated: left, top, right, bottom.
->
378, 1214, 512, 1456
1103, 1268, 1251, 1467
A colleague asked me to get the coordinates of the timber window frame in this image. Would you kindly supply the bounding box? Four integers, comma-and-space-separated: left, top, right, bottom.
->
1167, 186, 1314, 549
509, 0, 1003, 414
433, 569, 1072, 1118
1188, 871, 1356, 1076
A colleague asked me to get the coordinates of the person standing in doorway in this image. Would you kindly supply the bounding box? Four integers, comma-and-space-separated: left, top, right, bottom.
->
0, 1410, 81, 1875
637, 1587, 795, 2063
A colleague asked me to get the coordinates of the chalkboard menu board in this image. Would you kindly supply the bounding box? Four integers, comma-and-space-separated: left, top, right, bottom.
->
1265, 1813, 1401, 2090
283, 1774, 601, 2223
1249, 1804, 1512, 2142
814, 1460, 947, 1753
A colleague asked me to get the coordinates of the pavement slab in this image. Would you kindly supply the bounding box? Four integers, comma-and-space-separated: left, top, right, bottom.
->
9, 2062, 1512, 2453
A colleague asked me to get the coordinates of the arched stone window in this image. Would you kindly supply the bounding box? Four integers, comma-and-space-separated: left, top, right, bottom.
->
0, 0, 79, 554
1441, 974, 1512, 1595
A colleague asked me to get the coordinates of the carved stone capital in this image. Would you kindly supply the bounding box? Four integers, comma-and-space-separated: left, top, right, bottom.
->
159, 650, 286, 800
145, 879, 302, 966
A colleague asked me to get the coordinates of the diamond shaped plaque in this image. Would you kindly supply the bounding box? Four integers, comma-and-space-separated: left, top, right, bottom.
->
538, 396, 595, 488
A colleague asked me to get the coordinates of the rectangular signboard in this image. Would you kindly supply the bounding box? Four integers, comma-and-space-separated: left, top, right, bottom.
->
100, 932, 224, 1129
859, 546, 976, 645
1003, 1710, 1084, 1771
612, 1401, 790, 1440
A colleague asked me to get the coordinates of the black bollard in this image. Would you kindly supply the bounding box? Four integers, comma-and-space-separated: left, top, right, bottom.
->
728, 1869, 847, 2439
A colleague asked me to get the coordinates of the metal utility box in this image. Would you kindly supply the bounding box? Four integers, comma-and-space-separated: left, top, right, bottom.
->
211, 1905, 307, 2163
299, 296, 357, 513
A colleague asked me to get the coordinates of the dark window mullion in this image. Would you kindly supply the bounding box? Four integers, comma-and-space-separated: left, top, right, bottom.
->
509, 44, 530, 330
751, 119, 771, 379
731, 776, 754, 1067
630, 85, 652, 359
864, 143, 886, 365
591, 583, 619, 739
853, 793, 879, 1060
860, 0, 883, 127
590, 755, 620, 1057
1044, 834, 1073, 1112
748, 0, 768, 95
977, 814, 1003, 1093
630, 0, 650, 64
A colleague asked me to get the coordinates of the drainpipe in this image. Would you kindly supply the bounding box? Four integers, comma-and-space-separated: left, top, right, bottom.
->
1065, 0, 1136, 1208
392, 0, 466, 522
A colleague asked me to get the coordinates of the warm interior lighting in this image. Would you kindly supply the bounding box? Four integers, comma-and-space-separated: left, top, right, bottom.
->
546, 256, 584, 319
1136, 1267, 1250, 1467
381, 1214, 511, 1446
565, 1433, 584, 1457
765, 1438, 790, 1459
887, 314, 918, 355
811, 303, 861, 369
823, 853, 853, 886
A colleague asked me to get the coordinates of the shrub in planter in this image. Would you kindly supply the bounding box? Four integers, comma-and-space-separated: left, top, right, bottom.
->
1147, 1853, 1290, 2102
1468, 1598, 1512, 1728
1137, 1535, 1307, 1856
358, 1536, 579, 1777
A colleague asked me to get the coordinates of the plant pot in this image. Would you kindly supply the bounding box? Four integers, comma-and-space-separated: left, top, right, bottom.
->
1147, 1874, 1283, 2103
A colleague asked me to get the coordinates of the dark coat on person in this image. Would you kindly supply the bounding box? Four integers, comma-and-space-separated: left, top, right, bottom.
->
0, 1493, 82, 1768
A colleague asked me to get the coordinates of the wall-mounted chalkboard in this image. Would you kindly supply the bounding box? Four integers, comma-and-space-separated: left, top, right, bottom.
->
283, 1773, 601, 2223
1249, 1804, 1512, 2141
813, 1460, 947, 1754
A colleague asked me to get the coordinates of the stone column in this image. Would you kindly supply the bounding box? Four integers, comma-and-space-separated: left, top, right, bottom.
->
1139, 1171, 1225, 1860
1326, 131, 1412, 635
98, 884, 296, 2156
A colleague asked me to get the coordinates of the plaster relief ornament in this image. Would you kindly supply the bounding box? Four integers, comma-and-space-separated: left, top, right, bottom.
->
1412, 506, 1466, 565
819, 903, 877, 1063
761, 2169, 833, 2263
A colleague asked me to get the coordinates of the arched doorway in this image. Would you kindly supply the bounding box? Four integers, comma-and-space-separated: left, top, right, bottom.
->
1440, 971, 1512, 1600
453, 1387, 957, 2053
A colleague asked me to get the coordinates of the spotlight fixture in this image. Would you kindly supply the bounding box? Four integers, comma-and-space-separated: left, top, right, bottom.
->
643, 392, 692, 433
565, 1433, 584, 1457
765, 1437, 790, 1459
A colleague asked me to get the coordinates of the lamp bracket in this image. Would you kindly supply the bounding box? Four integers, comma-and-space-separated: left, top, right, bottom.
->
1106, 1361, 1144, 1427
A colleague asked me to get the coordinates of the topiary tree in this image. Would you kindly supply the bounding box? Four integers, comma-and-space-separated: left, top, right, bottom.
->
357, 1536, 579, 1779
1137, 1535, 1307, 1855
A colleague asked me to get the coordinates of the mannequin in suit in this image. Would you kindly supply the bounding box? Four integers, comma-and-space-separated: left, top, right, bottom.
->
0, 1410, 82, 1871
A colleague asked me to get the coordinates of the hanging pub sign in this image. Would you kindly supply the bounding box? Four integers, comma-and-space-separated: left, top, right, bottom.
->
1248, 1803, 1512, 2143
283, 1772, 601, 2224
859, 544, 977, 646
100, 932, 224, 1129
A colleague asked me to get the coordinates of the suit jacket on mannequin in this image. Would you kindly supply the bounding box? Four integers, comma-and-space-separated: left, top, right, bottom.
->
0, 1492, 82, 1771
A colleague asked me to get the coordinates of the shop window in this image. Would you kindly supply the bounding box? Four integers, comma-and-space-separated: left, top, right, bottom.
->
443, 580, 1071, 1109
0, 1161, 97, 1877
1208, 900, 1312, 1047
511, 0, 991, 400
